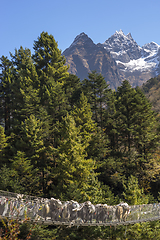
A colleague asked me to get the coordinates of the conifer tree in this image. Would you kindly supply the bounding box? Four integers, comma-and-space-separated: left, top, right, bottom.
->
0, 126, 7, 152
51, 114, 96, 201
104, 88, 118, 153
63, 73, 81, 107
11, 151, 38, 194
105, 80, 160, 191
10, 47, 40, 126
72, 92, 96, 145
32, 32, 70, 124
33, 32, 69, 82
72, 93, 112, 195
32, 31, 69, 98
0, 125, 7, 167
82, 70, 110, 128
123, 175, 149, 205
10, 114, 51, 196
0, 56, 14, 134
72, 92, 108, 164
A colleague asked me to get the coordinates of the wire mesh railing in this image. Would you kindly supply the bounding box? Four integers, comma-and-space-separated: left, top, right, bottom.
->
0, 190, 160, 226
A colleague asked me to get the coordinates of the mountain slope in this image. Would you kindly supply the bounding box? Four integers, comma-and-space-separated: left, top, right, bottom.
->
101, 30, 160, 87
141, 75, 160, 113
63, 31, 160, 89
63, 33, 121, 89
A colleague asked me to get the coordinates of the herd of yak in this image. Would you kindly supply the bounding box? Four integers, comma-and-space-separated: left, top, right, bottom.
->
0, 194, 131, 225
42, 198, 130, 224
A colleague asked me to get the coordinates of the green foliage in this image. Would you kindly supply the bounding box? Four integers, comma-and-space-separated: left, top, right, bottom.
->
11, 47, 40, 132
141, 75, 160, 113
11, 151, 38, 194
142, 75, 160, 94
50, 113, 96, 202
82, 70, 110, 128
12, 114, 51, 196
0, 126, 7, 165
63, 73, 81, 107
72, 92, 96, 147
0, 217, 36, 240
0, 56, 14, 134
123, 175, 148, 205
123, 221, 160, 240
104, 80, 160, 193
33, 31, 69, 85
0, 165, 15, 192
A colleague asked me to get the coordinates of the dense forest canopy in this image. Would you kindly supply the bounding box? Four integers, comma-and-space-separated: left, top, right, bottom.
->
0, 32, 160, 239
141, 75, 160, 113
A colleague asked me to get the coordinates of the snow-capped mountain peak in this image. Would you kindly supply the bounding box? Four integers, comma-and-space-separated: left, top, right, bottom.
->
101, 30, 160, 75
104, 30, 136, 48
126, 32, 133, 40
102, 30, 141, 63
114, 29, 133, 41
115, 29, 125, 36
142, 41, 160, 52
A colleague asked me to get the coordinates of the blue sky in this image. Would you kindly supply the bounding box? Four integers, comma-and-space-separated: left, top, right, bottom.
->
1, 0, 160, 58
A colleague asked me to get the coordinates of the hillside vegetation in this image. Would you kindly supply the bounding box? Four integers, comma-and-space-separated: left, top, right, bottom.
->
142, 75, 160, 113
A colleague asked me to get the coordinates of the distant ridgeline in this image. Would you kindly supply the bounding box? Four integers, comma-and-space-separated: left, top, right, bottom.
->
0, 190, 160, 226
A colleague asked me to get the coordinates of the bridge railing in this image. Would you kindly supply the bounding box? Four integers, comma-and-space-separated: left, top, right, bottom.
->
0, 190, 160, 226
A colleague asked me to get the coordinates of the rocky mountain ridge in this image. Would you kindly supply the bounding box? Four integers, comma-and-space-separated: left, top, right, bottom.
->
63, 30, 160, 89
63, 32, 121, 89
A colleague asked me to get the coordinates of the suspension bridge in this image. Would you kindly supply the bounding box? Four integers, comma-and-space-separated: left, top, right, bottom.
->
0, 190, 160, 227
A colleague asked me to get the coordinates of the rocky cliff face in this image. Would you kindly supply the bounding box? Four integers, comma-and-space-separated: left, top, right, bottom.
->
63, 33, 122, 89
63, 31, 160, 89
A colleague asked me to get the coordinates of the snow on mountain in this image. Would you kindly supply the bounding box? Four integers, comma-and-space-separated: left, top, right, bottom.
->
103, 29, 140, 53
117, 58, 156, 72
103, 29, 142, 62
102, 30, 160, 73
142, 42, 160, 52
63, 30, 160, 88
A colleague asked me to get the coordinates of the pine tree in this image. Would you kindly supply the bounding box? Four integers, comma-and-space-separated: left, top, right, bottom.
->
9, 114, 51, 196
82, 70, 110, 128
33, 32, 69, 82
0, 126, 7, 152
0, 56, 14, 134
0, 125, 7, 167
71, 93, 114, 197
10, 47, 40, 127
123, 175, 149, 205
105, 80, 160, 192
72, 92, 96, 145
32, 32, 70, 123
104, 89, 118, 153
11, 151, 38, 194
72, 92, 109, 178
51, 113, 96, 202
63, 73, 81, 107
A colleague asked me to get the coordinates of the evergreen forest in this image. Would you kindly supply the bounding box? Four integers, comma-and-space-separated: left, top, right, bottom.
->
1, 32, 160, 239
